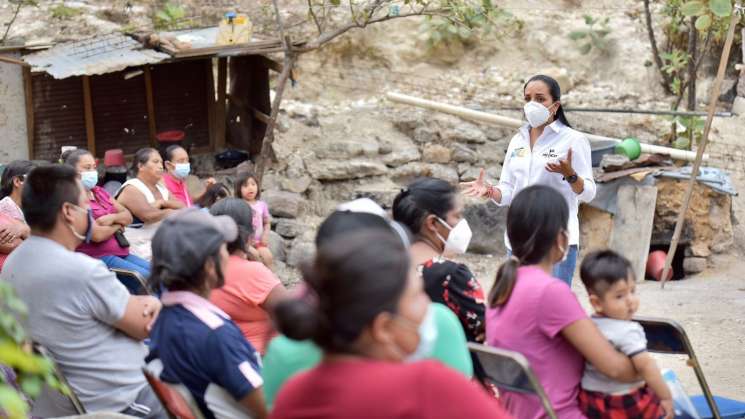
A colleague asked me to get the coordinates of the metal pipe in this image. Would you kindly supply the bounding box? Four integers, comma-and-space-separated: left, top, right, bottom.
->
386, 92, 708, 162
494, 107, 732, 118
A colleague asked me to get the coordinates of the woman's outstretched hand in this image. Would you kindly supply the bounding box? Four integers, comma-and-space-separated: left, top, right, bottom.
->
545, 148, 575, 177
460, 168, 489, 198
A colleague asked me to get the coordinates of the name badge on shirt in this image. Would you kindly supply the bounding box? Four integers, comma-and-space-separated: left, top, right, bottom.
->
512, 147, 528, 158
541, 148, 559, 159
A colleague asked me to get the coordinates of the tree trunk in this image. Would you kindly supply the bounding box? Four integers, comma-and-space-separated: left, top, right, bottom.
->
687, 17, 698, 111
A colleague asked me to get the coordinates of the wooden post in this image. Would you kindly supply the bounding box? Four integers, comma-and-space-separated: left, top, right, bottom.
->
22, 67, 34, 159
82, 76, 96, 156
215, 57, 227, 149
144, 66, 157, 148
205, 58, 216, 150
660, 2, 741, 289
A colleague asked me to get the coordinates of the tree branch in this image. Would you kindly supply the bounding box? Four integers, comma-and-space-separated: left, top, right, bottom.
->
307, 0, 323, 35
673, 29, 713, 110
1, 1, 24, 45
644, 0, 674, 95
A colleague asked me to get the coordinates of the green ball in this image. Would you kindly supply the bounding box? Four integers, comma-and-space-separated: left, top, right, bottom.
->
615, 137, 642, 160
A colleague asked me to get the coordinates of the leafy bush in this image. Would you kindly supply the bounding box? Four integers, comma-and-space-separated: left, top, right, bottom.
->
0, 282, 68, 419
154, 3, 190, 31
569, 15, 612, 55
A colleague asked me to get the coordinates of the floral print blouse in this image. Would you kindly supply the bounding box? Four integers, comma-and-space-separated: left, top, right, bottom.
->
419, 256, 486, 343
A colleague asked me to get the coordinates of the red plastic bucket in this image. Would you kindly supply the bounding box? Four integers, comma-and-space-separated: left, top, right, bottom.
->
103, 149, 125, 167
646, 250, 673, 281
156, 130, 185, 143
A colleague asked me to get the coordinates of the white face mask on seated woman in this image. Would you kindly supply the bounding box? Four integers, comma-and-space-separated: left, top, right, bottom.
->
435, 217, 473, 255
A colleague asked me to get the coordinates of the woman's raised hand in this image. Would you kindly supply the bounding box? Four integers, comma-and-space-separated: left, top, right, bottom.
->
545, 148, 575, 177
460, 168, 489, 198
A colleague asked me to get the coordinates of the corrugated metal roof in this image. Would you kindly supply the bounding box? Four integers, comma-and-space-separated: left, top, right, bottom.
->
23, 34, 169, 80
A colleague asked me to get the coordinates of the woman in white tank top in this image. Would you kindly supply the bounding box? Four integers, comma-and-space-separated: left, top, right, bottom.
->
116, 148, 185, 260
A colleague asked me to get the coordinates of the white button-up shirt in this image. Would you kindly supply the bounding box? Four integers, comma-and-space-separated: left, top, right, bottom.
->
495, 120, 596, 247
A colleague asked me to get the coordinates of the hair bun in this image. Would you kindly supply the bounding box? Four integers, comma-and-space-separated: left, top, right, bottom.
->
273, 298, 321, 341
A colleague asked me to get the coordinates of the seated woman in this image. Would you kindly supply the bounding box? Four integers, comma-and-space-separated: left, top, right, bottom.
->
208, 198, 289, 355
116, 148, 185, 260
392, 178, 487, 380
270, 229, 509, 419
162, 145, 216, 207
261, 201, 474, 408
0, 160, 35, 223
147, 209, 266, 419
0, 212, 28, 272
63, 149, 150, 288
486, 185, 639, 419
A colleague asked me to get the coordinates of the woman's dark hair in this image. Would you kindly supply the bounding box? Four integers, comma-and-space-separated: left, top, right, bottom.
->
489, 185, 568, 307
164, 145, 186, 163
195, 183, 231, 209
235, 171, 261, 200
152, 250, 225, 293
316, 211, 393, 247
580, 250, 634, 296
130, 147, 158, 177
209, 198, 255, 254
62, 148, 93, 168
0, 160, 35, 199
273, 230, 410, 354
524, 74, 572, 128
22, 164, 81, 232
392, 177, 456, 235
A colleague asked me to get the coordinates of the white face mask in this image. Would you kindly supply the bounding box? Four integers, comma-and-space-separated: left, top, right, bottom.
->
435, 217, 472, 255
401, 305, 438, 362
524, 101, 552, 128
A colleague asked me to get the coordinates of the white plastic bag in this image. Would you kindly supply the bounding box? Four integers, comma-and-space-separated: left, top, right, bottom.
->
663, 369, 701, 419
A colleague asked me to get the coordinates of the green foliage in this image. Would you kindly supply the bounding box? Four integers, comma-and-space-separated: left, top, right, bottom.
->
50, 5, 82, 20
668, 115, 705, 150
568, 15, 612, 55
154, 3, 189, 31
419, 1, 522, 48
0, 282, 68, 419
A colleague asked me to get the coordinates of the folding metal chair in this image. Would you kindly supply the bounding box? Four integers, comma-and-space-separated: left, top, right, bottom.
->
143, 368, 200, 419
33, 344, 86, 415
467, 342, 557, 419
111, 268, 154, 296
636, 316, 745, 419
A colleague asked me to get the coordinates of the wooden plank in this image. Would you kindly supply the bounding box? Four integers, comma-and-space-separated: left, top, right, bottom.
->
205, 58, 216, 150
143, 66, 157, 147
608, 185, 658, 282
215, 57, 227, 149
257, 55, 283, 73
252, 108, 272, 125
22, 67, 34, 159
82, 76, 96, 156
0, 54, 29, 67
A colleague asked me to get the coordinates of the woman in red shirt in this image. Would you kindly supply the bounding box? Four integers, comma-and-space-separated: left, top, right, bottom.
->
270, 230, 510, 419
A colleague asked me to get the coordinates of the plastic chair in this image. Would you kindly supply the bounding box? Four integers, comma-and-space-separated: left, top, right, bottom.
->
142, 368, 199, 419
467, 342, 557, 419
33, 344, 86, 415
111, 268, 153, 296
636, 316, 745, 419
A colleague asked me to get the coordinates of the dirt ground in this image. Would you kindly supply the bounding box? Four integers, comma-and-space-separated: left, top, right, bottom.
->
459, 252, 745, 400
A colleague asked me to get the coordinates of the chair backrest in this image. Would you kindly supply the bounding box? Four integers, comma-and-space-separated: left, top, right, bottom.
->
142, 368, 198, 419
33, 344, 86, 415
111, 268, 154, 296
635, 316, 721, 419
467, 343, 557, 419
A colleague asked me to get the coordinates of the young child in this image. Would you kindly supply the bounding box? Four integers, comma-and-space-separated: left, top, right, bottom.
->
236, 172, 273, 268
578, 250, 673, 419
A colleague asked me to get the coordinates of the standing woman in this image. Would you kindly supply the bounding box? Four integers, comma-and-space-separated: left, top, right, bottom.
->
463, 74, 596, 285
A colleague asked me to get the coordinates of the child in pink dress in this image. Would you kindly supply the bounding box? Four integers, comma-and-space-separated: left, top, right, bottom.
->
236, 172, 273, 268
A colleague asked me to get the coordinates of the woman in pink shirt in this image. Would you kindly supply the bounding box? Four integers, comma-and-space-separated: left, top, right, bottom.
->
208, 198, 289, 354
162, 145, 215, 207
63, 149, 150, 291
485, 185, 639, 419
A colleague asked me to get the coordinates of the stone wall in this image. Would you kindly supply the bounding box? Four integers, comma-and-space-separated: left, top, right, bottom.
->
0, 55, 29, 162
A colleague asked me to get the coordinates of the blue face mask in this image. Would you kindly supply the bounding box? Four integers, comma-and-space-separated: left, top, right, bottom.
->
173, 163, 191, 179
80, 170, 98, 190
398, 304, 438, 362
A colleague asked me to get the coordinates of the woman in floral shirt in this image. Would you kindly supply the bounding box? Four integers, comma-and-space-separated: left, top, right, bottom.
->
393, 177, 486, 352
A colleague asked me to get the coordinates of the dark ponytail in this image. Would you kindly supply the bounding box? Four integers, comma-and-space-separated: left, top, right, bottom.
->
524, 74, 572, 128
392, 177, 456, 235
488, 185, 569, 307
273, 230, 410, 354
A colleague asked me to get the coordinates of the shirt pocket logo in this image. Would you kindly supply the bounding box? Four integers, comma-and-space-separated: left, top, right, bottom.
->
512, 147, 528, 158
